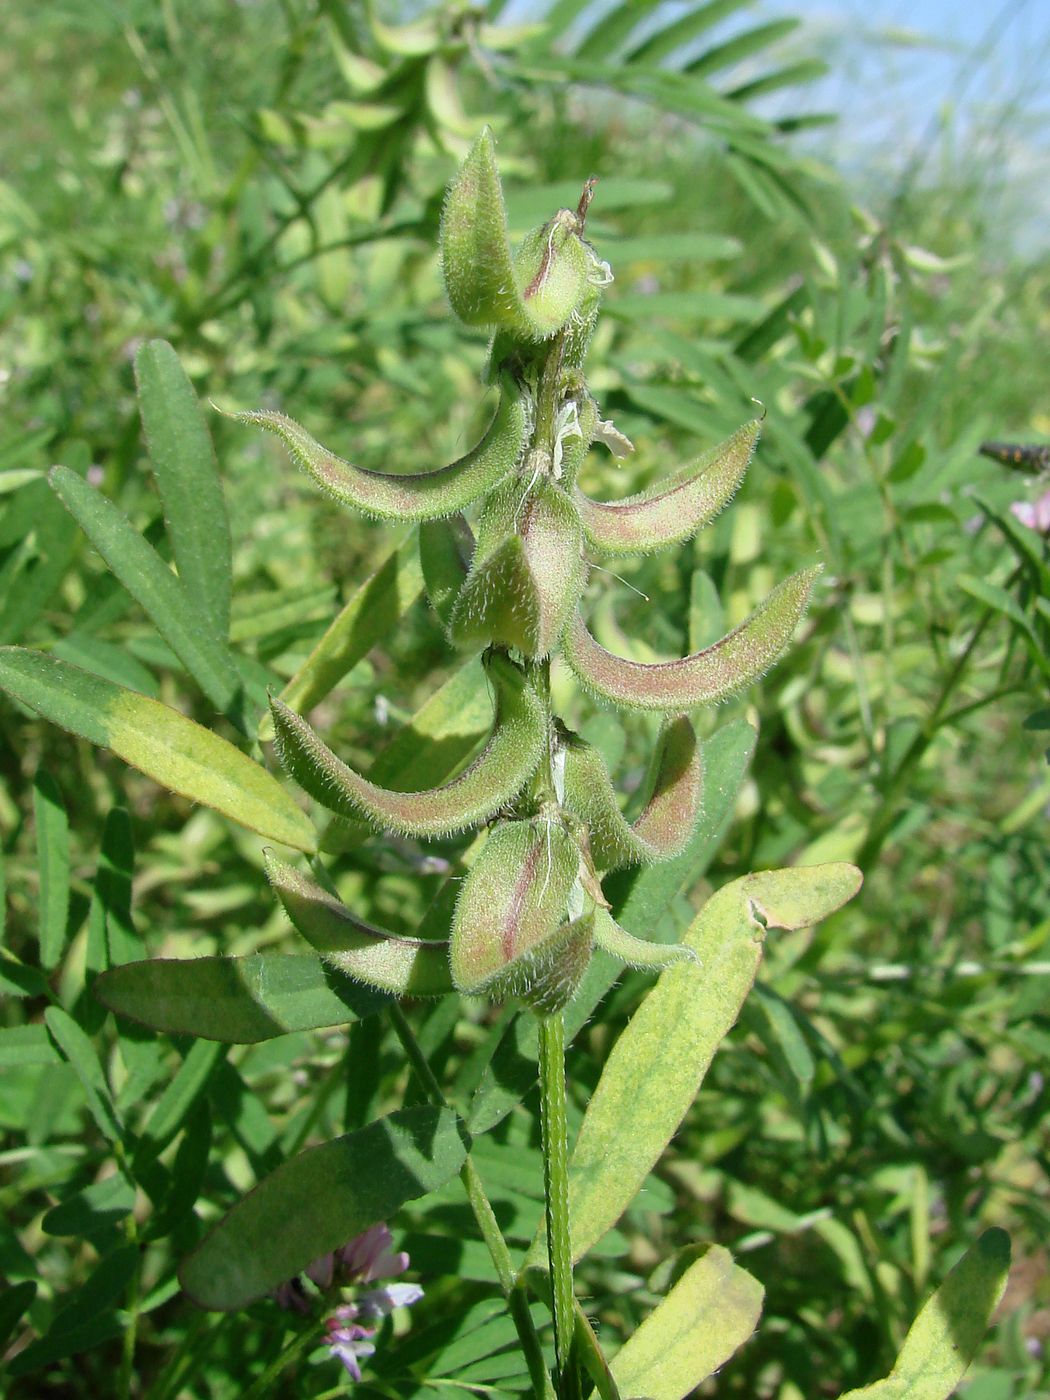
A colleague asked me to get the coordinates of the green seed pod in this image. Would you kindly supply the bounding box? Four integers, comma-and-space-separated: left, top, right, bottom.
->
266, 856, 453, 997
449, 476, 585, 658
270, 651, 547, 839
564, 567, 821, 712
440, 129, 589, 340
591, 906, 697, 971
450, 816, 583, 1002
560, 715, 703, 871
577, 419, 760, 556
519, 912, 595, 1015
232, 374, 528, 522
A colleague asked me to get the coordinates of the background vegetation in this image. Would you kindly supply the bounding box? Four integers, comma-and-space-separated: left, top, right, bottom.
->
1, 1, 1046, 1396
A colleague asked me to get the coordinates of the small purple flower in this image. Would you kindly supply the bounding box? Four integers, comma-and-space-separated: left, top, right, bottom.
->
1010, 489, 1050, 533
338, 1222, 410, 1283
325, 1305, 377, 1382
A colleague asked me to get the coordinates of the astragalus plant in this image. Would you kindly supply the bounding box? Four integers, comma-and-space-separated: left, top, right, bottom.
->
0, 131, 1010, 1400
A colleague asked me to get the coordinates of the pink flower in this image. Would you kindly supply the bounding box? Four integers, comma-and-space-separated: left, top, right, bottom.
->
325, 1305, 376, 1383
1010, 489, 1050, 533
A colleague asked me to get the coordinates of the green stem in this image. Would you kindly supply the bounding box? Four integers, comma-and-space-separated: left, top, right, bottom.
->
537, 1011, 580, 1400
239, 1318, 326, 1400
388, 1004, 555, 1400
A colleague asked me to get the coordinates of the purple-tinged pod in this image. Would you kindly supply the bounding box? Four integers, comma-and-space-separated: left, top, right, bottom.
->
270, 652, 546, 839
520, 912, 595, 1015
560, 716, 702, 871
576, 419, 760, 556
592, 906, 697, 971
564, 566, 821, 712
449, 476, 586, 659
266, 856, 453, 997
231, 375, 528, 523
450, 817, 583, 1002
440, 128, 588, 340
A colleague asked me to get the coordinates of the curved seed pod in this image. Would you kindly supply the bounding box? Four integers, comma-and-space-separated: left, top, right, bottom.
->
592, 906, 697, 971
419, 514, 474, 629
561, 716, 702, 870
449, 477, 585, 658
270, 652, 547, 838
266, 856, 453, 997
451, 817, 582, 1000
564, 566, 821, 712
518, 912, 595, 1015
231, 376, 528, 523
576, 419, 760, 556
440, 129, 587, 340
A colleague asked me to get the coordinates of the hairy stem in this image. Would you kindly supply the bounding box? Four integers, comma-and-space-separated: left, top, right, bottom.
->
537, 1011, 580, 1400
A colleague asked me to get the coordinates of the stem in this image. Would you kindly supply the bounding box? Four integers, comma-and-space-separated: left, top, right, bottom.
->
388, 1004, 555, 1400
239, 1318, 326, 1400
537, 1012, 580, 1400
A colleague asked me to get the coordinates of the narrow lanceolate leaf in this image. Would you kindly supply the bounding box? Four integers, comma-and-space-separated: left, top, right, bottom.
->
451, 818, 582, 999
440, 128, 588, 339
577, 419, 760, 555
267, 857, 453, 997
565, 567, 820, 711
592, 907, 695, 971
610, 1247, 764, 1400
44, 1006, 124, 1145
47, 466, 243, 717
0, 651, 316, 852
837, 1228, 1011, 1400
180, 1106, 468, 1310
258, 537, 423, 742
134, 340, 232, 640
562, 716, 702, 870
233, 377, 528, 522
271, 652, 546, 838
95, 953, 388, 1043
530, 864, 861, 1266
449, 477, 585, 658
33, 770, 70, 970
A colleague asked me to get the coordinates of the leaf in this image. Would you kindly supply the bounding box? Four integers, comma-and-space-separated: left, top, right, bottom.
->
0, 1281, 36, 1352
47, 466, 244, 719
576, 419, 759, 556
96, 953, 388, 1043
258, 536, 424, 742
0, 1025, 60, 1067
267, 858, 454, 997
235, 376, 528, 522
837, 1228, 1011, 1399
0, 650, 316, 852
179, 1105, 468, 1309
610, 1246, 763, 1399
41, 1174, 137, 1238
271, 651, 546, 837
33, 769, 70, 970
565, 567, 821, 711
534, 864, 861, 1264
134, 340, 233, 641
44, 1006, 124, 1145
136, 1039, 224, 1158
420, 514, 474, 629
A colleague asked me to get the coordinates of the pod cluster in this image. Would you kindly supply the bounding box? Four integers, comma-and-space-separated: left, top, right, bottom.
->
256, 130, 819, 1013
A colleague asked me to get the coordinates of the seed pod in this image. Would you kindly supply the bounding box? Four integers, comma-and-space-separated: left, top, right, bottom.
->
270, 652, 546, 838
440, 129, 588, 340
519, 912, 595, 1015
591, 906, 697, 971
449, 477, 585, 659
576, 419, 760, 556
561, 716, 702, 870
266, 857, 453, 997
232, 375, 528, 522
450, 817, 583, 1002
564, 567, 821, 712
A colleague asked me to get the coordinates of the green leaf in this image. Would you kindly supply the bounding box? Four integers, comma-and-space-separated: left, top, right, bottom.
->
0, 650, 316, 852
0, 1024, 60, 1067
179, 1105, 468, 1309
420, 514, 474, 629
837, 1228, 1011, 1399
41, 1174, 137, 1238
0, 1281, 36, 1352
47, 466, 244, 718
136, 1039, 224, 1158
610, 1246, 763, 1399
534, 864, 861, 1264
258, 536, 424, 742
235, 376, 528, 522
565, 567, 821, 711
134, 340, 233, 641
95, 953, 388, 1043
44, 1006, 124, 1145
271, 651, 546, 837
33, 769, 70, 970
